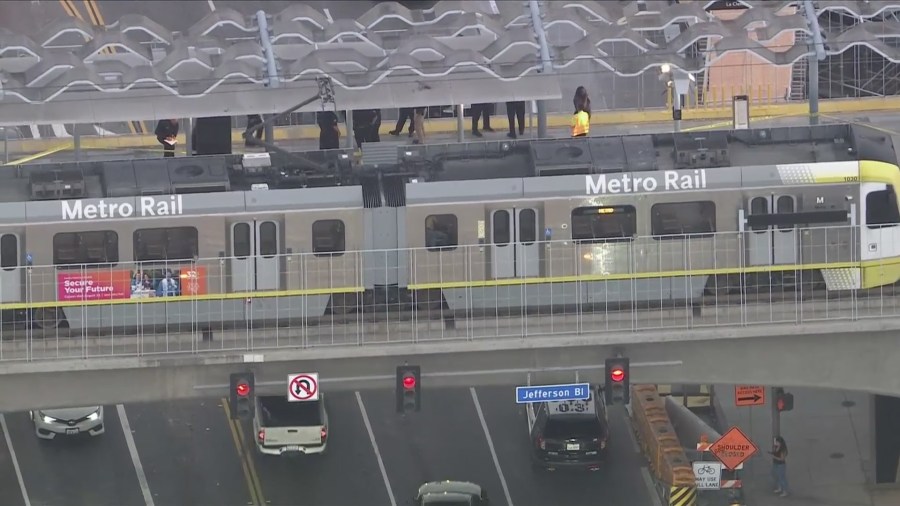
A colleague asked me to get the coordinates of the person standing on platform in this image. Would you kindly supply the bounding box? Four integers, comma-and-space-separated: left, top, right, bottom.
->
389, 107, 415, 137
571, 86, 591, 138
470, 103, 495, 137
245, 114, 264, 147
317, 110, 341, 150
155, 119, 179, 157
368, 109, 381, 143
412, 107, 426, 145
505, 101, 526, 139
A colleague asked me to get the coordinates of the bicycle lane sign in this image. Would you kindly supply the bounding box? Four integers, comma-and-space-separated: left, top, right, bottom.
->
692, 461, 723, 490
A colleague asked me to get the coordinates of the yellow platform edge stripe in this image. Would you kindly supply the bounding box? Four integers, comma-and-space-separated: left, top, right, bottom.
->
2, 259, 886, 311
407, 261, 860, 290
0, 286, 364, 311
6, 95, 900, 156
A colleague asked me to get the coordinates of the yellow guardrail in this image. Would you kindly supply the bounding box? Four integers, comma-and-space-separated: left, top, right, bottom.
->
631, 384, 697, 506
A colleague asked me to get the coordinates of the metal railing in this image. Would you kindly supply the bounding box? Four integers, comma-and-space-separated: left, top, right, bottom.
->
2, 224, 900, 362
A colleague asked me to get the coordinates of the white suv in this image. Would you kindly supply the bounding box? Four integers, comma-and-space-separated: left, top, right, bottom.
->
30, 406, 104, 439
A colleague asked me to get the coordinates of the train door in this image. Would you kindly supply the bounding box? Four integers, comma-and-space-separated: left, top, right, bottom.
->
490, 208, 539, 279
230, 220, 281, 291
0, 234, 20, 302
745, 195, 797, 265
861, 183, 900, 262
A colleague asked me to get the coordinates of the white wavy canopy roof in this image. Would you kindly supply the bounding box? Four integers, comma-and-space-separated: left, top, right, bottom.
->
0, 0, 896, 125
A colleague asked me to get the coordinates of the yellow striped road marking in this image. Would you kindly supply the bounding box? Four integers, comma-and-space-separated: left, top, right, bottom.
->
221, 398, 266, 506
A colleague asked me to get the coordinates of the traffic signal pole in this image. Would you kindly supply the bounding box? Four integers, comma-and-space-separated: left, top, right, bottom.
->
771, 386, 781, 439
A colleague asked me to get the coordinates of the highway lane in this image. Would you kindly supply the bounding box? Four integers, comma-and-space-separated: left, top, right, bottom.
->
0, 386, 655, 506
3, 405, 145, 506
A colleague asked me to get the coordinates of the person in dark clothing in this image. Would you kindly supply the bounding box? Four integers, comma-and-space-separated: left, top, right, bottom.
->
770, 436, 789, 497
505, 101, 526, 139
154, 119, 178, 158
471, 103, 495, 137
352, 109, 382, 148
368, 109, 381, 143
317, 111, 341, 150
245, 114, 264, 147
389, 107, 415, 137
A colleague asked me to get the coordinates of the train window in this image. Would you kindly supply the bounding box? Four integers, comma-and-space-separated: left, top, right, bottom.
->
425, 214, 458, 251
749, 197, 769, 232
571, 206, 636, 242
651, 201, 716, 239
53, 231, 119, 267
0, 235, 17, 270
312, 220, 346, 256
133, 227, 199, 262
233, 223, 251, 257
519, 209, 537, 244
259, 221, 278, 257
493, 210, 510, 244
776, 196, 795, 230
866, 187, 900, 228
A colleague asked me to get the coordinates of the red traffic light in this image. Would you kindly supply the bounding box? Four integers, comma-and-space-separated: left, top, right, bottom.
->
236, 381, 251, 397
610, 367, 626, 383
402, 374, 417, 390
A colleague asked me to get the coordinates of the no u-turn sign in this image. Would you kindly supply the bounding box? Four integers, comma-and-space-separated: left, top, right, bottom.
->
287, 373, 319, 402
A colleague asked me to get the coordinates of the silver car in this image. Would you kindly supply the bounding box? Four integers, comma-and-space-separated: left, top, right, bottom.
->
29, 406, 104, 439
416, 481, 489, 506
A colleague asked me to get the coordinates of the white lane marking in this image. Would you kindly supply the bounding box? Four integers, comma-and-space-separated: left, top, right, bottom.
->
323, 8, 333, 23
624, 411, 663, 506
0, 415, 31, 506
641, 467, 664, 506
207, 0, 216, 11
355, 392, 397, 506
116, 405, 155, 506
470, 387, 513, 506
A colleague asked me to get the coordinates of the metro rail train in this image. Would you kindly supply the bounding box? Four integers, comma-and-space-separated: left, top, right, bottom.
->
1, 123, 899, 331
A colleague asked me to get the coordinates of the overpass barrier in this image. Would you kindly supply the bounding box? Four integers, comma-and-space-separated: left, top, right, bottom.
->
3, 225, 900, 362
630, 384, 698, 506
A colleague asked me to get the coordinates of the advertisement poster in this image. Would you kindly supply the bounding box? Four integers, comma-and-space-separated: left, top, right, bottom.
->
57, 267, 207, 302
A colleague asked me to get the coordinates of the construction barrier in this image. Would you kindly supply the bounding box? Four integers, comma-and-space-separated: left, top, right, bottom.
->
631, 385, 697, 506
697, 435, 743, 489
669, 486, 698, 506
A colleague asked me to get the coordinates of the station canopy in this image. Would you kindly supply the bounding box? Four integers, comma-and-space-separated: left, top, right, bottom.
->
0, 0, 881, 126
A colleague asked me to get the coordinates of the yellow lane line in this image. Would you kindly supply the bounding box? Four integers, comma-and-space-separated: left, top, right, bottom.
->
221, 398, 265, 506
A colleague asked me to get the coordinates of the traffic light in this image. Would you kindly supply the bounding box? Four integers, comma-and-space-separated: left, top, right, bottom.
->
229, 372, 255, 420
396, 365, 421, 413
774, 387, 794, 412
605, 357, 630, 405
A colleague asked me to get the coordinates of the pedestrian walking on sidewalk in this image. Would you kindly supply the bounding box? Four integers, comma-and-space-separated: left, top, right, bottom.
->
770, 436, 789, 497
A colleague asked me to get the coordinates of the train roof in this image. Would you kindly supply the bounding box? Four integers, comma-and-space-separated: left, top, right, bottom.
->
4, 123, 897, 220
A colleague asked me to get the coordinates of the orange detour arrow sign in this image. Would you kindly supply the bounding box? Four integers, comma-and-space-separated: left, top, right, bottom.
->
710, 426, 758, 470
735, 385, 765, 407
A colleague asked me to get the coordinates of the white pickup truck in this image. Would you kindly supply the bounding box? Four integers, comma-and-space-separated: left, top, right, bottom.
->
253, 394, 328, 456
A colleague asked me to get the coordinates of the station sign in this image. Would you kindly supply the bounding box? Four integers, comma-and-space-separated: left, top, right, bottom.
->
515, 383, 590, 404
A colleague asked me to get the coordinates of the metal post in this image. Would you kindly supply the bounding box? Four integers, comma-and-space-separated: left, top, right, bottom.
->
3, 127, 8, 164
802, 0, 826, 125
344, 110, 354, 149
256, 11, 280, 89
184, 118, 193, 156
771, 386, 781, 439
528, 0, 553, 139
264, 114, 274, 147
73, 124, 81, 162
456, 104, 464, 142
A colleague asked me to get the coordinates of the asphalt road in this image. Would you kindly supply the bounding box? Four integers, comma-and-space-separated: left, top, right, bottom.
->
0, 386, 657, 506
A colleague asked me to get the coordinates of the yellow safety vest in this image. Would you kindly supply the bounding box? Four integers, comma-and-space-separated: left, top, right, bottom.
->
571, 111, 590, 137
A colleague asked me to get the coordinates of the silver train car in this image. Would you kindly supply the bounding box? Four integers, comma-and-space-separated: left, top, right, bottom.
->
1, 124, 898, 331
